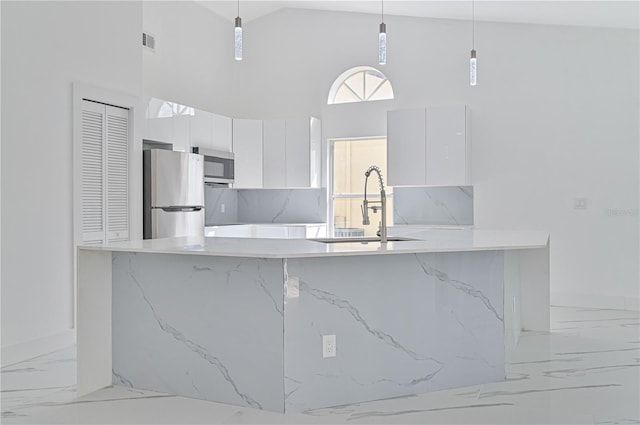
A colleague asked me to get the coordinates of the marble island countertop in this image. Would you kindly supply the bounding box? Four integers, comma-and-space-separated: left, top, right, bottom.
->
77, 226, 552, 410
79, 228, 549, 258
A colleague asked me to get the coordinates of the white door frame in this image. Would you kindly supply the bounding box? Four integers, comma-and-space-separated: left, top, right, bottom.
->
72, 83, 144, 329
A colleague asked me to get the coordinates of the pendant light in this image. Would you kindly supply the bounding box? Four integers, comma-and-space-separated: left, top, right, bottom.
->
378, 0, 386, 65
470, 0, 477, 85
235, 0, 243, 61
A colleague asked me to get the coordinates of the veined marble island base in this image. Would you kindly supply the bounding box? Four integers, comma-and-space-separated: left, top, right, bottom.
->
77, 230, 549, 413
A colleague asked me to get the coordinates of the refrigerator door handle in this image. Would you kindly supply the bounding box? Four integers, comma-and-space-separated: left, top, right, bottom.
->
158, 206, 203, 212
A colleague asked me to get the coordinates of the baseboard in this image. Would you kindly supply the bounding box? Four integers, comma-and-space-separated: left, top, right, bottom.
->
1, 329, 76, 367
552, 292, 640, 312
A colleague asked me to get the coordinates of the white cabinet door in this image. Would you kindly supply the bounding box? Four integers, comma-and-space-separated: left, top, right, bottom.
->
212, 113, 232, 152
191, 108, 213, 150
146, 98, 191, 152
262, 119, 287, 187
233, 119, 263, 188
172, 111, 191, 153
262, 116, 319, 188
388, 106, 470, 186
387, 108, 426, 186
147, 98, 173, 144
426, 106, 469, 185
285, 118, 310, 187
148, 119, 173, 145
310, 117, 321, 188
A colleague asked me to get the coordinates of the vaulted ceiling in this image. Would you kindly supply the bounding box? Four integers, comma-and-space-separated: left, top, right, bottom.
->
199, 0, 639, 29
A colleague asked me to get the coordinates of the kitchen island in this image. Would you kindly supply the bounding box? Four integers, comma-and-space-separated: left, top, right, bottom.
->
77, 229, 549, 412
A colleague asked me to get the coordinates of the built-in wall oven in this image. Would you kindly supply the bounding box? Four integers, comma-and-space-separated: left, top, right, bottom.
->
192, 147, 235, 185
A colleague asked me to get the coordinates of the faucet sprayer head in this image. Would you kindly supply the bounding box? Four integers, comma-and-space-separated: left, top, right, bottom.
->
361, 201, 370, 225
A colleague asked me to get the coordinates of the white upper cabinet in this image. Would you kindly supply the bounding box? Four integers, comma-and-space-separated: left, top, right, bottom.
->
262, 119, 287, 187
261, 117, 319, 188
190, 109, 233, 153
387, 106, 470, 186
147, 98, 173, 144
211, 113, 232, 152
172, 112, 191, 153
190, 108, 213, 149
426, 106, 469, 186
309, 117, 321, 188
285, 118, 311, 188
146, 98, 192, 152
233, 119, 264, 188
147, 97, 235, 155
387, 108, 426, 186
146, 97, 317, 188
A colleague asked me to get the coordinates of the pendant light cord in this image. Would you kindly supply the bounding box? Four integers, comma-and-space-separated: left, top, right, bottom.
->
472, 0, 475, 49
381, 0, 384, 23
237, 0, 240, 17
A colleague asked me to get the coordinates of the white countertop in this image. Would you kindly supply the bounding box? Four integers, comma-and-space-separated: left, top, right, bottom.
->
78, 228, 549, 259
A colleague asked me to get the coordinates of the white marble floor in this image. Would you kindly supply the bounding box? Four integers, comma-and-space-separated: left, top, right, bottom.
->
1, 307, 638, 424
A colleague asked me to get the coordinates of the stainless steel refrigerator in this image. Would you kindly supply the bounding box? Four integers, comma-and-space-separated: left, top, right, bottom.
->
143, 149, 204, 239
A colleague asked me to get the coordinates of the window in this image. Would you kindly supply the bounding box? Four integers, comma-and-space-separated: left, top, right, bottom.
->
327, 66, 394, 105
331, 138, 393, 237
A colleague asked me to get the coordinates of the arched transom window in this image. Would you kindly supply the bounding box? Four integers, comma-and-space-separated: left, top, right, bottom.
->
327, 66, 394, 105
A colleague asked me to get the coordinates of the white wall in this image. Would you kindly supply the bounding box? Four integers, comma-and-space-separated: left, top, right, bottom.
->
142, 1, 236, 117
232, 8, 639, 309
1, 1, 143, 359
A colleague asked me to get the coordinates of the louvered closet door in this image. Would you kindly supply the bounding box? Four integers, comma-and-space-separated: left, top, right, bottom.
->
81, 101, 106, 244
105, 106, 129, 242
80, 100, 130, 245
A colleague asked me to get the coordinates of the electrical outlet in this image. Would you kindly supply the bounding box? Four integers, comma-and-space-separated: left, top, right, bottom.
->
322, 334, 336, 358
221, 203, 225, 213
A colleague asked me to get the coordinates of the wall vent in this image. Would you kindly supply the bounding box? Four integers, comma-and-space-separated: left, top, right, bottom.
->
142, 32, 155, 51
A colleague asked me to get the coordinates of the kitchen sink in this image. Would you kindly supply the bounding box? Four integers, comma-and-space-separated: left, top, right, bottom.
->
310, 236, 417, 244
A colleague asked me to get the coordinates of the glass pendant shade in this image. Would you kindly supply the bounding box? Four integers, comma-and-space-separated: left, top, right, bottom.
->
379, 22, 387, 65
235, 17, 243, 61
470, 49, 477, 86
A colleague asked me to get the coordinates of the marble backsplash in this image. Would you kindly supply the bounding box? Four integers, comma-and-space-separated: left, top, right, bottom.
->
237, 188, 326, 224
205, 187, 327, 225
204, 186, 239, 225
206, 185, 470, 226
393, 186, 474, 226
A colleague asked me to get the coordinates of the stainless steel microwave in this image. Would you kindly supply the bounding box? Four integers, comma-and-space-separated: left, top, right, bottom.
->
191, 147, 234, 184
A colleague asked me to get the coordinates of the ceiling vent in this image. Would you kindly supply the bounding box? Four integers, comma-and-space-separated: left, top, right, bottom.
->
142, 32, 155, 51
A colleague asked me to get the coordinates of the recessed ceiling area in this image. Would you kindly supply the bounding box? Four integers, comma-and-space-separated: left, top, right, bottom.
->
198, 0, 639, 29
